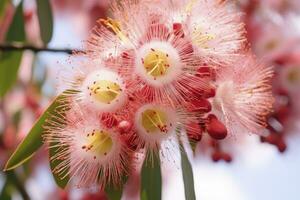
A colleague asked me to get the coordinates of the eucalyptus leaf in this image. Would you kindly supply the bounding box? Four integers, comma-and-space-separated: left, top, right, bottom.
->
140, 152, 162, 200
4, 93, 68, 171
36, 0, 53, 44
0, 1, 25, 98
0, 52, 23, 97
0, 179, 12, 200
180, 141, 196, 200
105, 186, 123, 200
49, 143, 70, 189
105, 175, 128, 200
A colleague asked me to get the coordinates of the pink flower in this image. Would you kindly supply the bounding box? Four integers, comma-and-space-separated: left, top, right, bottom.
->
111, 96, 200, 154
141, 0, 248, 64
211, 56, 274, 135
44, 103, 130, 188
57, 59, 128, 113
44, 0, 276, 188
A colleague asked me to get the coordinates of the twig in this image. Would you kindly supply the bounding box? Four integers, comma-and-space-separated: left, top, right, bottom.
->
0, 43, 85, 54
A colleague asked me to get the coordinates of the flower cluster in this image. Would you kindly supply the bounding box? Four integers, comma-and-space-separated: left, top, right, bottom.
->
240, 0, 300, 154
45, 0, 274, 188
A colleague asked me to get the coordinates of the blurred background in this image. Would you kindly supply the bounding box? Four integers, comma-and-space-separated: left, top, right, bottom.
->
0, 0, 300, 199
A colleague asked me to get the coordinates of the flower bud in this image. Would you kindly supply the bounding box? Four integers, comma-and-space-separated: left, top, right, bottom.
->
206, 114, 228, 140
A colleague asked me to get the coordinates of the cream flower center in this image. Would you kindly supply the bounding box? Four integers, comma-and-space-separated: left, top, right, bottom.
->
136, 41, 182, 87
141, 108, 169, 134
82, 69, 126, 111
143, 49, 170, 78
82, 130, 113, 158
88, 80, 122, 104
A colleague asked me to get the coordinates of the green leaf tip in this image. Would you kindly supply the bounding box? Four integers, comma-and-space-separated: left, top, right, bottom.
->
4, 93, 69, 171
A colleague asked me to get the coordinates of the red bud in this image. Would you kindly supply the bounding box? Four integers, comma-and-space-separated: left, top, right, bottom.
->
212, 151, 222, 162
118, 120, 133, 134
277, 139, 287, 153
206, 114, 228, 140
188, 98, 212, 113
222, 153, 232, 163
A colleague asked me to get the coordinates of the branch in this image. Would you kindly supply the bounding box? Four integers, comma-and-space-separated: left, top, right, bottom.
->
0, 43, 85, 54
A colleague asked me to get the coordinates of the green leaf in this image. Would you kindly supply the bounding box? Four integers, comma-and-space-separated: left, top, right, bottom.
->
0, 179, 12, 200
180, 142, 196, 200
5, 2, 25, 42
0, 1, 25, 98
105, 176, 128, 200
0, 52, 23, 97
5, 171, 30, 200
49, 143, 70, 189
140, 152, 162, 200
105, 186, 123, 200
36, 0, 53, 44
4, 94, 68, 171
48, 92, 80, 189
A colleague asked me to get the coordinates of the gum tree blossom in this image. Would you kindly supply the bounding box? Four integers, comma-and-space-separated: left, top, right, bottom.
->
42, 0, 274, 189
211, 56, 274, 136
44, 103, 130, 187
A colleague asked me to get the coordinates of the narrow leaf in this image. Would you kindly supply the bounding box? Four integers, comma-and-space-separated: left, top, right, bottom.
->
49, 143, 70, 189
0, 1, 25, 98
36, 0, 53, 44
105, 175, 128, 200
48, 91, 78, 188
105, 186, 123, 200
6, 171, 30, 200
140, 153, 162, 200
5, 2, 25, 42
4, 94, 67, 171
180, 142, 196, 200
0, 52, 23, 97
0, 179, 12, 200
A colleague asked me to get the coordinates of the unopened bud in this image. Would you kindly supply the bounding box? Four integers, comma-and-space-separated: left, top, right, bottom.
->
188, 98, 212, 113
206, 114, 228, 140
118, 120, 132, 134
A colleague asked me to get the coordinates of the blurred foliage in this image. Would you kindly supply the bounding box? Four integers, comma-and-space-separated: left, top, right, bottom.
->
0, 1, 25, 98
0, 0, 54, 198
36, 0, 53, 44
0, 0, 8, 19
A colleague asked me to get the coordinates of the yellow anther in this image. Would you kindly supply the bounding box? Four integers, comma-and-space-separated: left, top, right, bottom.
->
193, 29, 216, 49
141, 109, 168, 134
100, 17, 129, 43
85, 130, 113, 157
143, 49, 170, 78
89, 80, 121, 104
185, 0, 198, 14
